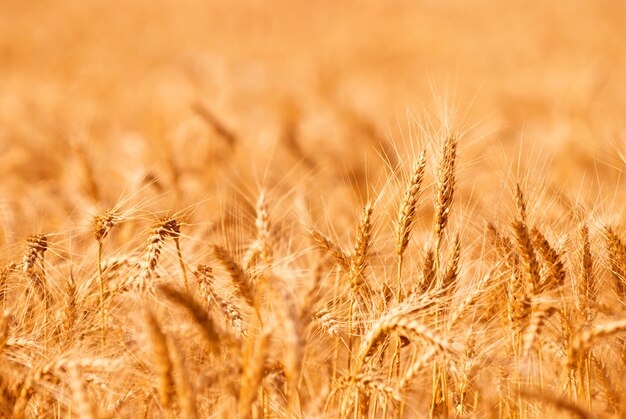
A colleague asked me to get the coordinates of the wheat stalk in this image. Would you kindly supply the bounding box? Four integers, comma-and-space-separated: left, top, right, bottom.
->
144, 309, 174, 410
194, 265, 247, 337
157, 283, 223, 352
238, 327, 271, 419
167, 336, 199, 419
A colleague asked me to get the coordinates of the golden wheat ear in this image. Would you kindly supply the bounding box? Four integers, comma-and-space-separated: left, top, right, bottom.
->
604, 226, 626, 299
194, 264, 247, 337
157, 283, 224, 353
395, 150, 427, 299
135, 216, 184, 293
433, 133, 457, 246
349, 202, 374, 298
211, 244, 256, 309
308, 227, 350, 271
577, 224, 594, 317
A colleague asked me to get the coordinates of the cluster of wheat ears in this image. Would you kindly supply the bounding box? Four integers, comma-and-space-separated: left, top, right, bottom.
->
1, 127, 626, 419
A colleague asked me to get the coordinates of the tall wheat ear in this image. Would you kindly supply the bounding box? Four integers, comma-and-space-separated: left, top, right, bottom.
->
395, 150, 427, 299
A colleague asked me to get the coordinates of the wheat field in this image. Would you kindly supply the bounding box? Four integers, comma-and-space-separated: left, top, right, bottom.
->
1, 1, 626, 418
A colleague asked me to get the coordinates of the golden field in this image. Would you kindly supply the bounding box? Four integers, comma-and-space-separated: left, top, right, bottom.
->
1, 1, 626, 417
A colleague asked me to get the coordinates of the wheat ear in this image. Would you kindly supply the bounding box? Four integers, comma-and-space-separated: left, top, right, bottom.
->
157, 284, 222, 352
604, 226, 626, 298
309, 228, 351, 271
348, 202, 374, 369
194, 265, 247, 337
433, 133, 457, 257
138, 217, 181, 292
512, 219, 540, 297
349, 202, 374, 297
211, 244, 255, 308
441, 233, 461, 291
578, 224, 594, 317
395, 150, 427, 298
530, 227, 565, 292
522, 305, 558, 356
254, 191, 273, 266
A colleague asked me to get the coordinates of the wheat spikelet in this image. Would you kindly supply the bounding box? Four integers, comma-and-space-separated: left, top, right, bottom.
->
194, 265, 247, 337
93, 211, 120, 243
603, 226, 626, 298
314, 306, 341, 337
489, 223, 531, 326
99, 256, 138, 275
487, 223, 522, 291
433, 133, 457, 243
309, 228, 351, 271
349, 202, 374, 297
12, 358, 63, 419
137, 217, 181, 292
512, 219, 540, 296
62, 272, 77, 336
211, 244, 255, 308
591, 357, 621, 412
337, 373, 401, 402
254, 191, 273, 266
0, 312, 10, 354
396, 150, 427, 257
530, 227, 565, 292
448, 272, 493, 327
299, 260, 324, 326
397, 346, 438, 391
418, 247, 436, 293
157, 283, 222, 352
507, 286, 531, 328
570, 318, 626, 358
358, 314, 452, 369
441, 233, 461, 290
0, 263, 15, 309
514, 183, 527, 222
11, 375, 35, 419
22, 234, 47, 273
522, 305, 558, 356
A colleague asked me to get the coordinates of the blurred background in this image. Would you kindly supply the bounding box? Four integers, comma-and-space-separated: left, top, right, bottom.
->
1, 0, 626, 239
